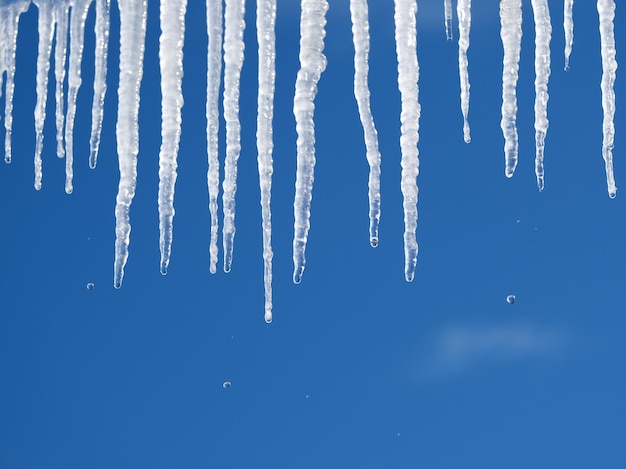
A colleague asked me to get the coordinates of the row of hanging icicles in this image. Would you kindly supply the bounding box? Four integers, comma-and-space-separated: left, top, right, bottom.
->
0, 0, 618, 322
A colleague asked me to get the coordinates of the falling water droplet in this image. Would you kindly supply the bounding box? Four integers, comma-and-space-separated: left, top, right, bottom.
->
86, 282, 95, 291
222, 381, 231, 389
506, 294, 516, 304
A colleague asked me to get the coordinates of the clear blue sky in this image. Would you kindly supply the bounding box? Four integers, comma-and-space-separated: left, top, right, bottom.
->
1, 1, 625, 468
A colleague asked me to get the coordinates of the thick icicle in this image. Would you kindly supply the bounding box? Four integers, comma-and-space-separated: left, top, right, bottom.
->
394, 0, 420, 282
206, 0, 223, 275
158, 0, 187, 275
350, 0, 381, 247
444, 0, 453, 40
113, 0, 147, 288
597, 0, 617, 198
457, 0, 471, 143
257, 0, 276, 323
54, 2, 69, 159
89, 0, 111, 169
222, 0, 246, 273
564, 0, 573, 70
532, 0, 551, 191
499, 0, 522, 178
33, 0, 55, 189
63, 0, 93, 194
0, 0, 30, 164
292, 0, 329, 285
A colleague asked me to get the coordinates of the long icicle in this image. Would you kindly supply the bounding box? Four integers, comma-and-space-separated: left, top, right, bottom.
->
457, 0, 471, 143
222, 0, 246, 273
54, 2, 69, 159
532, 0, 551, 191
499, 0, 522, 178
292, 0, 329, 285
113, 0, 148, 288
257, 0, 277, 323
597, 0, 617, 198
158, 0, 188, 275
394, 0, 420, 282
206, 0, 223, 275
444, 0, 453, 40
564, 0, 573, 70
350, 0, 382, 247
89, 0, 111, 169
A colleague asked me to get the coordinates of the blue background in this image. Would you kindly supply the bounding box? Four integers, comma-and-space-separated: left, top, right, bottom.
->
1, 1, 625, 467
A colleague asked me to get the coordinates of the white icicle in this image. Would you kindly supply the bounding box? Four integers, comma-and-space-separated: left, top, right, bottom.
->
499, 0, 522, 178
597, 0, 617, 198
158, 0, 187, 275
564, 0, 573, 70
113, 0, 147, 288
89, 0, 111, 169
33, 0, 55, 189
292, 0, 329, 285
0, 0, 30, 164
394, 0, 420, 282
64, 0, 93, 194
444, 0, 453, 40
350, 0, 381, 247
532, 0, 551, 191
457, 0, 471, 143
222, 0, 246, 274
257, 0, 277, 323
54, 2, 69, 159
206, 0, 223, 275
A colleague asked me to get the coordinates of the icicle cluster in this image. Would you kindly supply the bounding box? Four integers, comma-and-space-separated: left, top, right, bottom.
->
0, 1, 619, 321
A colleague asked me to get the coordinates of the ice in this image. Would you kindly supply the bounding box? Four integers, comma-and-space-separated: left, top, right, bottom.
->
457, 0, 471, 143
564, 0, 573, 70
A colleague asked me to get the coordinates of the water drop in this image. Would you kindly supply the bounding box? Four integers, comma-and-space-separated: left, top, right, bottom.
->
86, 282, 95, 291
506, 294, 516, 304
222, 381, 231, 389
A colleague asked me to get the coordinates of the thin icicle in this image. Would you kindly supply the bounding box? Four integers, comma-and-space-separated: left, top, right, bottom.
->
394, 0, 420, 282
206, 0, 223, 275
113, 0, 147, 288
597, 0, 617, 198
564, 0, 573, 70
457, 0, 471, 143
33, 0, 55, 189
350, 0, 381, 247
532, 0, 551, 191
499, 0, 522, 178
158, 0, 187, 275
222, 0, 246, 274
64, 0, 93, 194
292, 0, 329, 285
257, 0, 276, 323
54, 3, 69, 159
89, 0, 111, 169
444, 0, 453, 40
0, 0, 30, 164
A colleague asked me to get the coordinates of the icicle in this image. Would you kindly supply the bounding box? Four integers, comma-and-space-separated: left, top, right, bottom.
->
222, 0, 246, 274
292, 0, 329, 285
564, 0, 573, 70
54, 2, 69, 159
597, 0, 617, 198
532, 0, 551, 191
158, 0, 187, 275
457, 0, 471, 143
394, 0, 420, 282
33, 0, 55, 189
89, 0, 111, 169
64, 0, 93, 194
206, 0, 223, 275
499, 0, 522, 178
113, 0, 148, 288
257, 0, 277, 323
444, 0, 453, 40
0, 0, 30, 164
350, 0, 381, 247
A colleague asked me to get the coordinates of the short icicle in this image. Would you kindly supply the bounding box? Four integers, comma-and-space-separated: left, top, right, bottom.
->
292, 0, 329, 285
444, 0, 453, 40
564, 0, 574, 70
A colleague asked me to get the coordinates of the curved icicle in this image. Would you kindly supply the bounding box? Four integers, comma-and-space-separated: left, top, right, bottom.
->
292, 0, 329, 285
394, 0, 420, 282
499, 0, 522, 178
444, 0, 453, 40
158, 0, 187, 276
457, 0, 471, 143
531, 0, 551, 191
597, 0, 617, 198
113, 0, 148, 288
564, 0, 573, 70
257, 0, 277, 323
